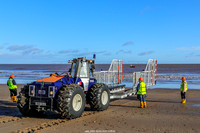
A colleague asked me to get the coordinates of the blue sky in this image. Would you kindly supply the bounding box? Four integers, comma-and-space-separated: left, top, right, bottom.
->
0, 0, 200, 64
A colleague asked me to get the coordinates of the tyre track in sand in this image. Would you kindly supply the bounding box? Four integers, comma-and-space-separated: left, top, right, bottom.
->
0, 115, 22, 124
0, 115, 56, 133
15, 111, 97, 133
13, 98, 135, 133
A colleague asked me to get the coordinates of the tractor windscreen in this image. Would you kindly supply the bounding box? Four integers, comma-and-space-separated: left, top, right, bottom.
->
80, 62, 88, 77
71, 62, 77, 77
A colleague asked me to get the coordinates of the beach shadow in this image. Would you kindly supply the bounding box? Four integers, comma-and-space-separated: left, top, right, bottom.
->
124, 96, 138, 100
0, 100, 20, 117
0, 100, 97, 119
110, 96, 138, 103
20, 106, 97, 120
109, 96, 139, 108
0, 100, 17, 106
84, 106, 91, 111
37, 106, 100, 119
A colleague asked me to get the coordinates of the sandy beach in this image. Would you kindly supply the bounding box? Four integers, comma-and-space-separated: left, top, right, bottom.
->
0, 84, 199, 133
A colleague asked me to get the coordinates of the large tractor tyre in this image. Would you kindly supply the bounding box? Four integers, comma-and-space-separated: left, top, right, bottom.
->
87, 83, 110, 111
17, 85, 32, 116
17, 85, 43, 116
57, 84, 85, 119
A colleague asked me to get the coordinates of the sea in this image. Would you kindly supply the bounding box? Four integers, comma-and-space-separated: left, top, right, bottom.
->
0, 64, 200, 89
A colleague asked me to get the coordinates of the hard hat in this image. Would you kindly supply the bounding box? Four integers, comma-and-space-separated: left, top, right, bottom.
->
182, 77, 186, 80
139, 77, 143, 81
10, 74, 15, 78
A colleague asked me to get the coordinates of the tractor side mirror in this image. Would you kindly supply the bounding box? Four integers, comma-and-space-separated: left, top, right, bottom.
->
68, 68, 71, 72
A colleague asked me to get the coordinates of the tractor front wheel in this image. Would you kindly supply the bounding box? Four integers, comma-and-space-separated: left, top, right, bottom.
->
17, 85, 41, 116
57, 84, 85, 119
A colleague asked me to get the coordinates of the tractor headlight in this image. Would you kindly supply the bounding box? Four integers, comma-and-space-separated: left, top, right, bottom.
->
48, 86, 55, 98
29, 85, 35, 97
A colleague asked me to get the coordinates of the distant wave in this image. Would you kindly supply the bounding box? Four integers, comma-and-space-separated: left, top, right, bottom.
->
156, 75, 200, 80
0, 70, 35, 73
124, 74, 200, 80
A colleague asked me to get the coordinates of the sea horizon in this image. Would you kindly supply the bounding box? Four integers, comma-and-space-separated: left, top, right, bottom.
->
0, 64, 199, 89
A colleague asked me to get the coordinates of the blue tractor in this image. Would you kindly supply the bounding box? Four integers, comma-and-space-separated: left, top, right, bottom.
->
17, 57, 110, 119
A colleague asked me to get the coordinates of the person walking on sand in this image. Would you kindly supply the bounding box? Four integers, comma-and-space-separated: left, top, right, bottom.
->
137, 77, 147, 108
180, 76, 188, 103
7, 74, 18, 102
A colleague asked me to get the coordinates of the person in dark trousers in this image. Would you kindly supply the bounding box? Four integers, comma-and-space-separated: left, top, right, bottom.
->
7, 74, 18, 102
137, 77, 147, 108
180, 76, 188, 103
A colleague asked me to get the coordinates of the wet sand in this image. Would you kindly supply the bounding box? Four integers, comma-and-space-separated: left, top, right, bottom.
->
0, 84, 200, 133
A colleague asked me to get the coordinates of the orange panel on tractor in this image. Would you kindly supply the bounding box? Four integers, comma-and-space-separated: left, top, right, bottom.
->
36, 75, 66, 82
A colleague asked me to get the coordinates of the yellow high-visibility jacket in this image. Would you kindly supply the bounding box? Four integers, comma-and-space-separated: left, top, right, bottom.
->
180, 81, 188, 91
7, 78, 17, 89
137, 82, 146, 95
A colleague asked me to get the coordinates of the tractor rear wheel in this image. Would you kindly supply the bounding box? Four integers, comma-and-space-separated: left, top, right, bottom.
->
87, 83, 110, 111
57, 84, 85, 119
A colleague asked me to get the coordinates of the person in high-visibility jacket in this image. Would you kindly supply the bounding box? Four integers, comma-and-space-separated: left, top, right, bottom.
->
7, 74, 18, 102
137, 77, 147, 108
180, 76, 188, 103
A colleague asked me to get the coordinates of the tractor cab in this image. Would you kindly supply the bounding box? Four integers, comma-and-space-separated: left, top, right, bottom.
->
68, 57, 96, 91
